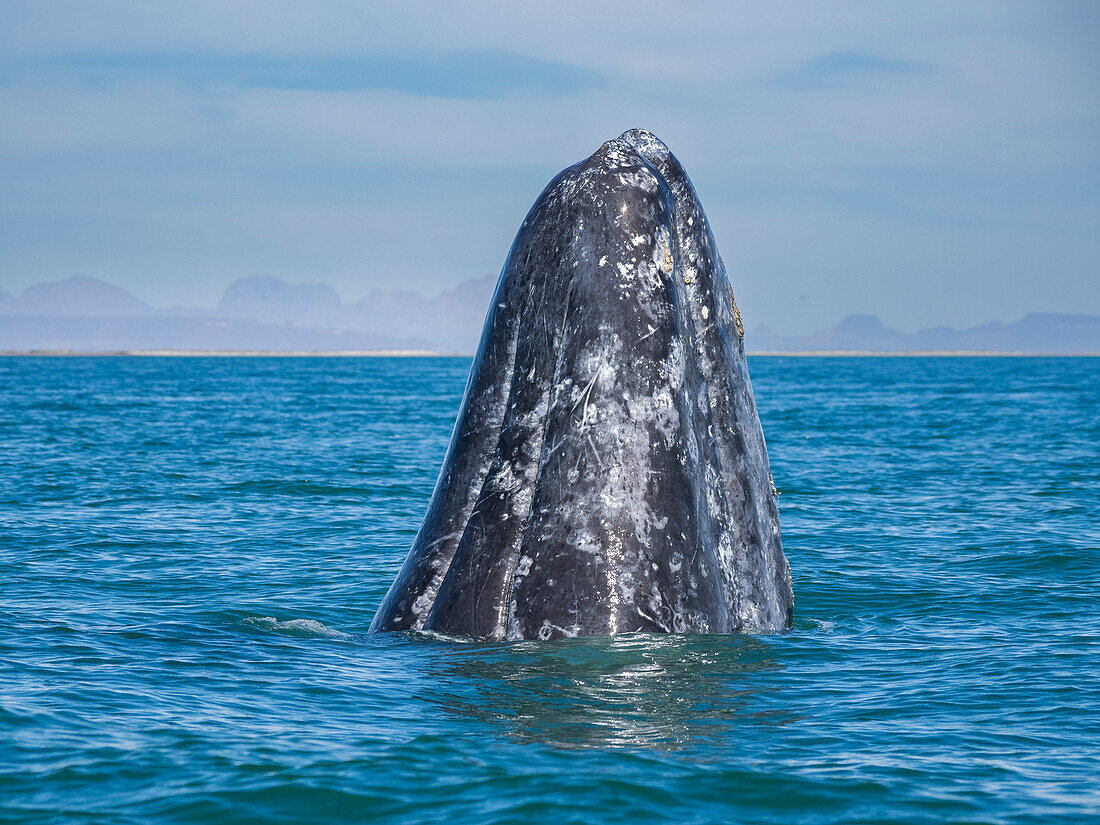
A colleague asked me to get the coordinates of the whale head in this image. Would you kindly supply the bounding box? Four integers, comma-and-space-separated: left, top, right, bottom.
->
372, 131, 792, 640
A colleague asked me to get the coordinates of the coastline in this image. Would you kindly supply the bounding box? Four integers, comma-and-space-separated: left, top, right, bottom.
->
1, 349, 1098, 358
749, 350, 1100, 357
0, 349, 452, 357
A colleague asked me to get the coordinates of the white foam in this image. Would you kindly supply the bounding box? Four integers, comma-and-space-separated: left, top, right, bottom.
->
244, 616, 348, 639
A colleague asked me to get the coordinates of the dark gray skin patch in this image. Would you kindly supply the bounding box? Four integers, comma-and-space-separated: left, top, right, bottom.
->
370, 131, 793, 641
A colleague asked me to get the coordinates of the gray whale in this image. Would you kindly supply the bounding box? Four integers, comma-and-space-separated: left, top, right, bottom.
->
371, 130, 793, 640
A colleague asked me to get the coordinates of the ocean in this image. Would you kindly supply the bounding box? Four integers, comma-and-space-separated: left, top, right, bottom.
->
1, 355, 1097, 824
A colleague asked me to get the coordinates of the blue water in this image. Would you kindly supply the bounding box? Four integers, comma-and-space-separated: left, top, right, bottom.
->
2, 356, 1098, 824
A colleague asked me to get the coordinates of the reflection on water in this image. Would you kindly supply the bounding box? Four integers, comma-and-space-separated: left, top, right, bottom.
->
415, 632, 788, 750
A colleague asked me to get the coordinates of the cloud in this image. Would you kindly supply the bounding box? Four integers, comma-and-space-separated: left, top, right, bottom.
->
766, 50, 932, 91
0, 1, 1096, 334
1, 49, 605, 99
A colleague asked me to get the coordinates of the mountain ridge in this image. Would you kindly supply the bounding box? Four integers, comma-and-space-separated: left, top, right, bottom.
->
2, 276, 1097, 354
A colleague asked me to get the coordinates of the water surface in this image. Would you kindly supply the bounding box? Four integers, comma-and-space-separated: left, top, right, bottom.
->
2, 356, 1097, 823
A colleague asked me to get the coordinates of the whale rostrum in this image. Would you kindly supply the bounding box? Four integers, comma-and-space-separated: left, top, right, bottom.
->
371, 129, 793, 641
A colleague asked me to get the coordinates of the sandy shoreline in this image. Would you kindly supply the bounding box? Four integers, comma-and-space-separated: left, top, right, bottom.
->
2, 349, 1097, 358
0, 349, 453, 357
750, 350, 1100, 357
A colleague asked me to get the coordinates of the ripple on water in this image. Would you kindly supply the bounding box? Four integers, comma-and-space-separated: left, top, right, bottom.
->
1, 355, 1098, 824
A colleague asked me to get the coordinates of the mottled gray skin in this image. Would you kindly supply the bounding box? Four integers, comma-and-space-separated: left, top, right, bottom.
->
371, 130, 793, 641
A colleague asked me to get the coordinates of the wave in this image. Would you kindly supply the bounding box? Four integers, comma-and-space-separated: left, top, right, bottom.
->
242, 616, 349, 639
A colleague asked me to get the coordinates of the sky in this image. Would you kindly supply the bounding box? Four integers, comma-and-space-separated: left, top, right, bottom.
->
1, 1, 1097, 335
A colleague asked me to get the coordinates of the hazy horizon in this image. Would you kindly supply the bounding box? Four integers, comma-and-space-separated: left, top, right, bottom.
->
2, 1, 1098, 336
4, 271, 1100, 338
4, 271, 1099, 355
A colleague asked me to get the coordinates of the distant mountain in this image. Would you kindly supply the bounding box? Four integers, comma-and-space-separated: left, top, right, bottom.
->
909, 314, 1100, 353
1, 275, 1097, 353
214, 272, 497, 351
4, 276, 152, 317
217, 276, 344, 327
349, 273, 497, 353
750, 313, 1100, 354
750, 314, 908, 352
0, 274, 494, 352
